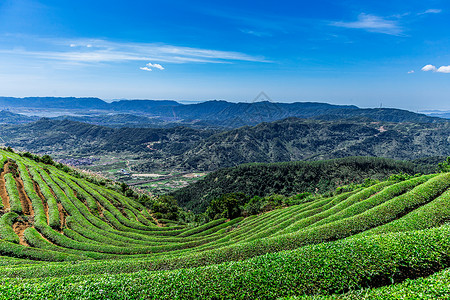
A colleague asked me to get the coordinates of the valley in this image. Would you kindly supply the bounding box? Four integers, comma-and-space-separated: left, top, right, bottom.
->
0, 100, 449, 298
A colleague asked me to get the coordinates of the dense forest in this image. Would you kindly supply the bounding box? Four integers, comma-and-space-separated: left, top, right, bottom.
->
172, 156, 440, 213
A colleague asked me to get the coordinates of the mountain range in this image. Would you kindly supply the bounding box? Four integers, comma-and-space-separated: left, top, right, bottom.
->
1, 117, 448, 172
0, 97, 446, 128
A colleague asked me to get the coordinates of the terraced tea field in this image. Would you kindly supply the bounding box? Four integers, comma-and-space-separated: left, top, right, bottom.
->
1, 149, 450, 299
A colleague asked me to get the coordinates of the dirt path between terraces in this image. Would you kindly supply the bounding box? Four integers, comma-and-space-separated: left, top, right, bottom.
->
57, 203, 67, 228
13, 220, 30, 246
150, 210, 163, 227
0, 163, 11, 211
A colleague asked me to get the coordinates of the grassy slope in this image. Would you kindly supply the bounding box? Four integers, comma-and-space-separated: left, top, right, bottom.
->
0, 150, 450, 299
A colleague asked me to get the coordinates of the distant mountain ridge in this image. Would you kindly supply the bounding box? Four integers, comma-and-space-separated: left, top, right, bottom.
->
0, 110, 39, 124
0, 97, 445, 126
1, 117, 448, 172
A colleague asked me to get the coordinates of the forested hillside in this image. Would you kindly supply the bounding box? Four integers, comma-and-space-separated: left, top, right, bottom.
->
172, 156, 439, 212
170, 118, 449, 170
1, 118, 448, 172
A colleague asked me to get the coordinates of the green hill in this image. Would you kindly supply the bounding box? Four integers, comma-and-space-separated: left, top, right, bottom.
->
171, 156, 438, 213
0, 110, 38, 124
1, 118, 449, 172
0, 151, 449, 298
167, 117, 450, 171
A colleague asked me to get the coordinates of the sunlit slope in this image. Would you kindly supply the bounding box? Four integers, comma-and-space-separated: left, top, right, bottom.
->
1, 149, 450, 299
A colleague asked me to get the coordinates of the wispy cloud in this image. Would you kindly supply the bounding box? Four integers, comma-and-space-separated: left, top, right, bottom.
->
418, 9, 442, 15
240, 29, 272, 37
140, 62, 164, 71
407, 70, 415, 74
0, 37, 269, 68
422, 64, 450, 73
331, 13, 402, 35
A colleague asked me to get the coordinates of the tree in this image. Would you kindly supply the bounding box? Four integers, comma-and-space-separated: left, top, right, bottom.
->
41, 154, 55, 165
205, 193, 249, 220
439, 157, 450, 173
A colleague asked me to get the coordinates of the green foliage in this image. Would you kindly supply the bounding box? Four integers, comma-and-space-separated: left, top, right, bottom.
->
4, 173, 22, 214
438, 156, 450, 172
20, 152, 55, 165
321, 268, 450, 299
205, 193, 250, 220
151, 195, 181, 221
40, 155, 54, 165
3, 225, 450, 299
388, 172, 421, 182
0, 213, 20, 244
4, 146, 14, 153
172, 156, 436, 213
1, 150, 450, 299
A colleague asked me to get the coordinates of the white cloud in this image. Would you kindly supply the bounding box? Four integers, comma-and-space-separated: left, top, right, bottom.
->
140, 63, 164, 71
407, 70, 415, 74
0, 37, 269, 67
437, 66, 450, 73
418, 9, 442, 15
422, 64, 437, 72
421, 64, 450, 73
331, 13, 402, 35
147, 63, 164, 70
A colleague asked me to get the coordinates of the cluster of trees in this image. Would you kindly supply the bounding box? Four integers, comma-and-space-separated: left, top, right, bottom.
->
202, 180, 373, 221
197, 157, 450, 222
21, 151, 55, 166
115, 183, 187, 222
204, 192, 314, 220
439, 157, 450, 172
172, 156, 439, 213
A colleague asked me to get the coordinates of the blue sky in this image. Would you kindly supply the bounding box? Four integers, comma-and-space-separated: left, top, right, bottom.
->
0, 0, 449, 110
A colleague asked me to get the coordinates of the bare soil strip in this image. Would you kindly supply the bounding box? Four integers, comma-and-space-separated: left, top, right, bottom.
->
0, 163, 11, 211
34, 170, 66, 231
150, 210, 163, 227
12, 219, 31, 247
57, 203, 67, 229
96, 201, 106, 218
48, 182, 57, 198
